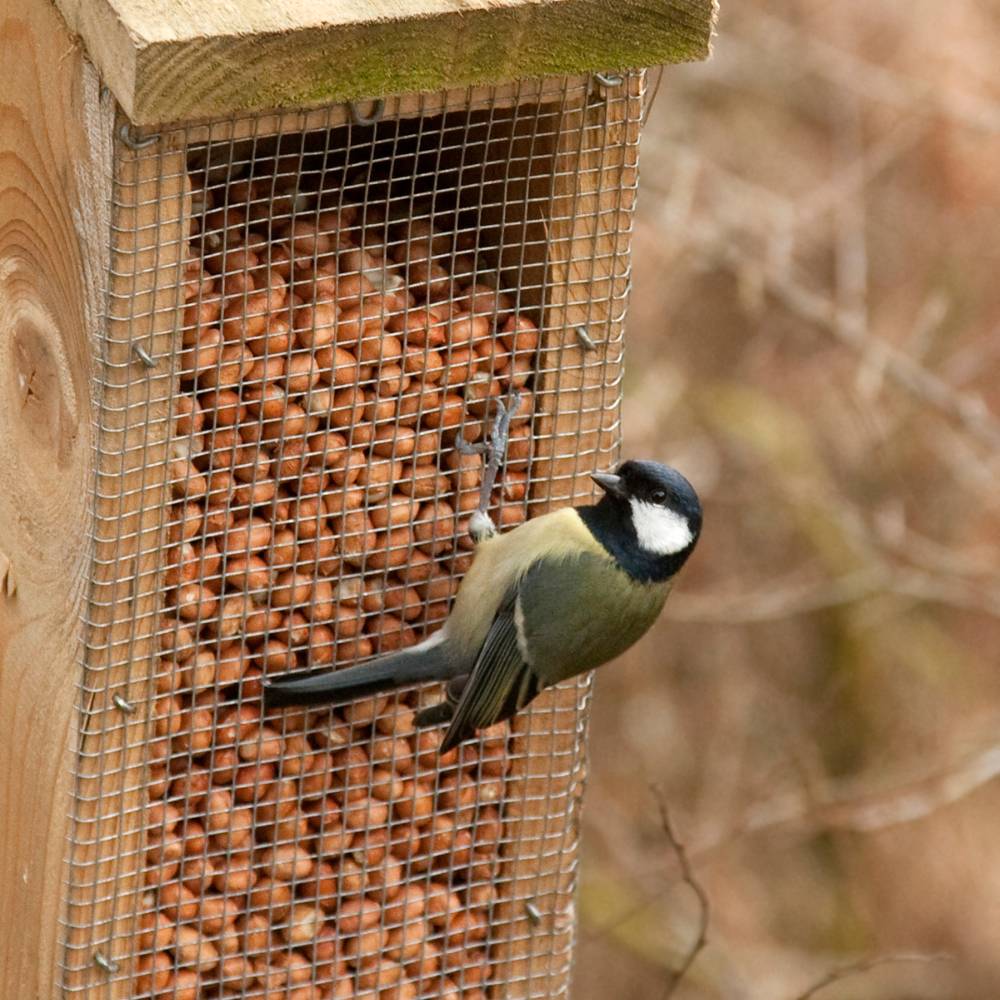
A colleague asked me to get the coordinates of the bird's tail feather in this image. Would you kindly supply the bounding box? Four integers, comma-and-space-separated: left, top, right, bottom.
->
262, 640, 453, 708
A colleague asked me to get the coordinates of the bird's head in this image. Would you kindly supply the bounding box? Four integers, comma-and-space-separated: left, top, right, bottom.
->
591, 460, 702, 561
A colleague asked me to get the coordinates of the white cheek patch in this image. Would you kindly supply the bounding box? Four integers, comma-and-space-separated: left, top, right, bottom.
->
629, 499, 694, 555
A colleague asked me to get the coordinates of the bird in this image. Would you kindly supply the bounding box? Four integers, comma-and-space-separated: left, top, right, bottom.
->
263, 459, 702, 752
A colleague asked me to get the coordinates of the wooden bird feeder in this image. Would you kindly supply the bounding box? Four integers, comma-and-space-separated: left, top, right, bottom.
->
0, 1, 716, 998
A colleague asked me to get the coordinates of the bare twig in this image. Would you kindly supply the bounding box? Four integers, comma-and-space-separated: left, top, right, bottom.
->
742, 8, 1000, 134
764, 269, 1000, 450
696, 227, 1000, 451
875, 522, 999, 578
642, 64, 667, 128
791, 950, 952, 1000
457, 389, 521, 543
798, 115, 922, 239
666, 564, 1000, 625
665, 568, 887, 624
888, 568, 1000, 618
693, 733, 1000, 861
943, 321, 1000, 387
647, 125, 1000, 451
652, 789, 710, 999
832, 98, 868, 321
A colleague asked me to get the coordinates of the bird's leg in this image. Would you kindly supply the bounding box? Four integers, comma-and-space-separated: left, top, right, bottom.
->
479, 389, 521, 508
412, 701, 453, 727
412, 674, 468, 728
459, 389, 521, 544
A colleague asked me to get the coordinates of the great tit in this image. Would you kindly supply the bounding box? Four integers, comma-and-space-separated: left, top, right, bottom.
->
263, 459, 702, 751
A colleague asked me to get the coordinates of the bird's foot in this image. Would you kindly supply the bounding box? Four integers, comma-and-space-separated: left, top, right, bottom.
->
468, 509, 496, 543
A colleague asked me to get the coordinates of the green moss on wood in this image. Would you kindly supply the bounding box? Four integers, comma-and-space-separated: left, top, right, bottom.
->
131, 0, 716, 124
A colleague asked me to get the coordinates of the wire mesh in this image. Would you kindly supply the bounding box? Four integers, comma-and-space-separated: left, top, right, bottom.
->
62, 72, 643, 1000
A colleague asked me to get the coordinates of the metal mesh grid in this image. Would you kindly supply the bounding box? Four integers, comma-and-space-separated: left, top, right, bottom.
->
62, 72, 643, 1000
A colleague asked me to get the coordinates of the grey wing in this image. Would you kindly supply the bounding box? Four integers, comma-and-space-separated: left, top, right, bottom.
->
440, 583, 541, 752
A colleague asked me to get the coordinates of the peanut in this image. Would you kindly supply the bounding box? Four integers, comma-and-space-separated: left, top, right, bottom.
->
135, 951, 173, 994
156, 171, 541, 990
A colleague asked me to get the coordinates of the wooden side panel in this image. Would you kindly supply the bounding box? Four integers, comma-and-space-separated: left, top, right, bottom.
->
0, 0, 113, 995
62, 138, 188, 995
50, 0, 716, 124
493, 78, 641, 998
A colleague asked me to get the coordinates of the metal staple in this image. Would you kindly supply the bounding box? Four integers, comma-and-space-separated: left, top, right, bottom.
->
131, 343, 157, 368
350, 99, 387, 126
118, 123, 160, 151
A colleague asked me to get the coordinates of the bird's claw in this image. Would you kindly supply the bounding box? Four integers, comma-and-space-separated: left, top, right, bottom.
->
455, 433, 488, 457
468, 510, 496, 543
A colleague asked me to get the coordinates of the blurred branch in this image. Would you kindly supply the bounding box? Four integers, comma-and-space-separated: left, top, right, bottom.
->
666, 568, 886, 623
691, 216, 1000, 449
831, 88, 868, 337
795, 115, 922, 237
873, 519, 999, 578
649, 90, 1000, 450
927, 424, 1000, 504
740, 250, 1000, 451
653, 789, 710, 999
888, 568, 1000, 617
667, 563, 1000, 624
857, 291, 950, 403
943, 323, 1000, 387
791, 951, 953, 999
695, 735, 1000, 860
651, 155, 1000, 449
642, 64, 667, 127
742, 8, 1000, 134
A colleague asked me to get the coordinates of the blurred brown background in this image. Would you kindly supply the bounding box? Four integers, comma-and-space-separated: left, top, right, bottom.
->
574, 2, 1000, 998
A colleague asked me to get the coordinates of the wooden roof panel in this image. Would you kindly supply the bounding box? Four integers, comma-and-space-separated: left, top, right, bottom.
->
53, 0, 717, 124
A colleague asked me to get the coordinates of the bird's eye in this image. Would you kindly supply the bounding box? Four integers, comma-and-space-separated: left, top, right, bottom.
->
651, 489, 667, 504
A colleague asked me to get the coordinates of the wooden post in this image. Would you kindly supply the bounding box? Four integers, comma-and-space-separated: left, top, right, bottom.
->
62, 140, 188, 994
0, 1, 111, 996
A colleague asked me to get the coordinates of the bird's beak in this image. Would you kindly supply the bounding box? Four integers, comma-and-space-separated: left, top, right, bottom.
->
591, 471, 626, 500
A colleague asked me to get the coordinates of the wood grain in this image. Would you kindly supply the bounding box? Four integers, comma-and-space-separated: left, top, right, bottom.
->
493, 75, 640, 998
0, 0, 113, 995
51, 0, 716, 124
61, 137, 188, 996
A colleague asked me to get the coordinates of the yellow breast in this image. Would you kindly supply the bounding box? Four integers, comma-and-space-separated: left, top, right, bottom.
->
445, 507, 604, 654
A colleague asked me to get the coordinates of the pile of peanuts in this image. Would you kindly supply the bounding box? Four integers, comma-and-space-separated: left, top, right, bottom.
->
138, 152, 543, 999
